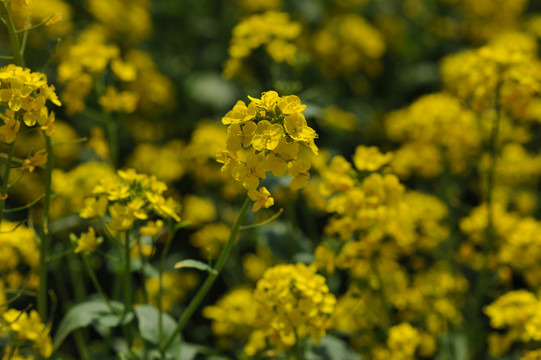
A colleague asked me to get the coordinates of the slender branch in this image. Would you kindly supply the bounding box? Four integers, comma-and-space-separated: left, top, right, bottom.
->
4, 194, 45, 213
0, 142, 15, 224
123, 231, 132, 314
38, 135, 54, 319
82, 254, 118, 314
240, 208, 283, 230
470, 80, 502, 358
1, 2, 24, 67
15, 13, 56, 33
160, 196, 251, 353
158, 226, 173, 345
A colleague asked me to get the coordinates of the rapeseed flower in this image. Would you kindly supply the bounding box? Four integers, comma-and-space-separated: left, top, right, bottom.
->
218, 91, 317, 211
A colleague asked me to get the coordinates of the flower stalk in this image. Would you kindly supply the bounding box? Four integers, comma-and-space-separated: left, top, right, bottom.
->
160, 196, 251, 353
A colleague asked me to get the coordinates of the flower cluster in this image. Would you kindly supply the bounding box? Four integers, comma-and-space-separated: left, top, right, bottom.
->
441, 32, 541, 118
459, 203, 541, 288
203, 287, 259, 349
385, 93, 480, 177
245, 263, 336, 355
485, 290, 541, 357
217, 90, 318, 211
0, 64, 61, 142
80, 168, 181, 232
223, 12, 301, 79
0, 221, 40, 290
313, 14, 385, 77
1, 309, 52, 358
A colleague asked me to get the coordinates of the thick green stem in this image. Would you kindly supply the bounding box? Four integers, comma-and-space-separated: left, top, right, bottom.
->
1, 2, 24, 68
160, 196, 251, 353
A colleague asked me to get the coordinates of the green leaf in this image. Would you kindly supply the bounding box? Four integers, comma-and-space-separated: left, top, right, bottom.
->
53, 299, 132, 351
174, 259, 217, 275
134, 304, 199, 360
173, 221, 192, 231
308, 336, 363, 360
134, 304, 177, 345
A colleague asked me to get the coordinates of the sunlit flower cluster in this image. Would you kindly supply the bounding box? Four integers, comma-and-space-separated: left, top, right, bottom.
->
80, 168, 181, 232
223, 12, 301, 79
0, 64, 61, 141
1, 309, 52, 358
217, 90, 317, 211
0, 221, 40, 290
441, 31, 541, 118
485, 290, 541, 357
386, 93, 480, 177
245, 263, 336, 355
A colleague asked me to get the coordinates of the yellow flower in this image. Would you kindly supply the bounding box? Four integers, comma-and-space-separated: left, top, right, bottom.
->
98, 86, 138, 113
248, 90, 280, 112
0, 109, 20, 143
0, 78, 34, 112
41, 111, 56, 136
80, 196, 108, 219
227, 121, 256, 151
128, 197, 148, 220
387, 323, 421, 359
245, 263, 336, 355
22, 149, 48, 173
21, 95, 47, 126
353, 145, 393, 171
233, 152, 266, 190
251, 120, 284, 151
222, 100, 257, 125
108, 203, 136, 231
74, 227, 101, 254
111, 59, 137, 82
248, 187, 274, 212
139, 220, 164, 237
3, 309, 52, 357
278, 95, 306, 114
284, 113, 318, 154
264, 138, 299, 177
145, 192, 181, 222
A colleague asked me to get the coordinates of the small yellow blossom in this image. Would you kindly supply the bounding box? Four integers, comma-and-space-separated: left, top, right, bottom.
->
23, 149, 47, 173
80, 196, 108, 219
0, 110, 20, 143
353, 145, 393, 171
251, 120, 284, 151
74, 227, 101, 254
247, 187, 274, 212
139, 220, 164, 237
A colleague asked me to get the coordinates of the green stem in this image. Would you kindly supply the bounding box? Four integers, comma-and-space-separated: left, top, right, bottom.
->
471, 81, 502, 358
160, 196, 251, 353
82, 255, 117, 314
38, 135, 53, 320
106, 113, 119, 168
123, 231, 132, 314
0, 142, 14, 225
15, 13, 56, 33
158, 228, 173, 345
1, 2, 24, 68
